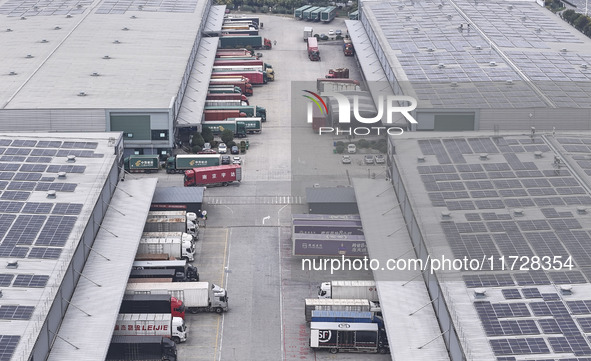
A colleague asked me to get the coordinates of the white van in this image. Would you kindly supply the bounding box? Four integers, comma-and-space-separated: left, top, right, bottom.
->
347, 144, 356, 154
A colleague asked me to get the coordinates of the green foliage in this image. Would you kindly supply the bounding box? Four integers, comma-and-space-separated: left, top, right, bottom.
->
335, 144, 345, 154
201, 127, 214, 143
191, 145, 202, 154
584, 22, 591, 37
221, 129, 235, 144
574, 15, 590, 31
562, 9, 578, 24
227, 140, 237, 148
357, 139, 369, 148
335, 141, 345, 147
191, 132, 205, 147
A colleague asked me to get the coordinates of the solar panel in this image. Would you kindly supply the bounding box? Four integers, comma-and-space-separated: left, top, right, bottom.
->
7, 182, 36, 191
27, 247, 62, 259
13, 274, 49, 288
522, 288, 542, 299
503, 289, 523, 300
0, 335, 20, 361
35, 141, 62, 148
463, 274, 515, 288
46, 165, 86, 174
25, 156, 53, 164
489, 338, 549, 355
35, 183, 77, 192
0, 192, 30, 201
35, 216, 76, 247
52, 203, 82, 215
0, 275, 13, 287
0, 306, 34, 320
0, 202, 23, 213
18, 164, 47, 172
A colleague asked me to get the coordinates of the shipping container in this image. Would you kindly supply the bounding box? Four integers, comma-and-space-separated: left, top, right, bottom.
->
106, 335, 177, 361
184, 164, 242, 187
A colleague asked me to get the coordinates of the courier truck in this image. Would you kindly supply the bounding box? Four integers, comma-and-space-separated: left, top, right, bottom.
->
200, 120, 247, 137
318, 281, 379, 303
304, 298, 378, 322
114, 313, 187, 344
184, 165, 242, 187
138, 237, 195, 262
204, 105, 266, 122
310, 321, 389, 354
145, 212, 198, 239
211, 70, 268, 85
206, 92, 250, 105
143, 218, 198, 239
133, 260, 199, 282
304, 27, 314, 41
219, 35, 272, 50
213, 65, 274, 81
124, 155, 160, 173
106, 335, 177, 361
207, 85, 243, 94
120, 294, 185, 320
126, 282, 229, 314
166, 154, 222, 174
204, 109, 247, 122
209, 78, 253, 95
307, 37, 320, 61
227, 117, 262, 134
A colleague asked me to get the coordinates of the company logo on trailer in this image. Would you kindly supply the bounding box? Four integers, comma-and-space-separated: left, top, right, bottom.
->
303, 90, 418, 136
318, 330, 332, 343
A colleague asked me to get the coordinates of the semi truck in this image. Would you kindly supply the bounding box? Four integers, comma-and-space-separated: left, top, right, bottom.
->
166, 154, 222, 174
106, 335, 177, 361
138, 236, 195, 262
209, 78, 253, 95
124, 155, 160, 173
221, 29, 259, 36
204, 99, 248, 107
219, 35, 272, 50
114, 314, 187, 344
129, 269, 176, 280
207, 85, 243, 94
320, 6, 337, 22
206, 92, 250, 105
211, 70, 268, 85
292, 219, 364, 235
317, 78, 360, 92
318, 281, 379, 302
304, 26, 314, 41
310, 321, 389, 354
295, 5, 313, 19
304, 298, 376, 322
307, 37, 320, 61
201, 118, 262, 136
120, 294, 185, 319
204, 109, 247, 121
184, 164, 242, 187
343, 38, 354, 56
204, 105, 266, 122
132, 260, 199, 282
145, 212, 198, 236
143, 218, 198, 239
213, 59, 274, 73
326, 68, 349, 78
311, 310, 374, 323
126, 282, 229, 314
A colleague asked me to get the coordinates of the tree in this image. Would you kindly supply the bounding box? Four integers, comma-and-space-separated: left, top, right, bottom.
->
191, 132, 204, 147
201, 127, 214, 143
335, 144, 345, 153
562, 9, 576, 23
221, 129, 235, 144
584, 22, 591, 37
191, 145, 202, 154
574, 15, 590, 31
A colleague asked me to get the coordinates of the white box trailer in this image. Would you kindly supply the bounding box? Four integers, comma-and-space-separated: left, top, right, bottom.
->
146, 211, 198, 238
114, 313, 187, 343
304, 298, 374, 322
126, 282, 228, 313
318, 280, 379, 303
139, 236, 195, 262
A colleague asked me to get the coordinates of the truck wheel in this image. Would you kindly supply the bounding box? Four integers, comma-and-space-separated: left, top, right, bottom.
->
222, 182, 228, 187
189, 308, 198, 314
215, 307, 223, 314
172, 337, 181, 344
379, 348, 388, 354
329, 348, 338, 354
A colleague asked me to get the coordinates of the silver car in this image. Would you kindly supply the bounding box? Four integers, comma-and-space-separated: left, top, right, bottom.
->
375, 154, 385, 164
342, 155, 352, 164
364, 155, 375, 164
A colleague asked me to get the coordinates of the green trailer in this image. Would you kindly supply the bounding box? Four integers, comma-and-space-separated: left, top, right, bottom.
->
201, 121, 247, 138
208, 85, 242, 94
204, 105, 266, 122
124, 155, 160, 173
166, 154, 222, 174
229, 117, 262, 134
320, 6, 337, 22
219, 36, 272, 50
303, 6, 320, 21
349, 10, 359, 20
310, 7, 324, 21
295, 5, 313, 19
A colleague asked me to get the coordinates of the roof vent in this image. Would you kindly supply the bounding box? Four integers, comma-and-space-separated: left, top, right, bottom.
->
6, 260, 18, 269
77, 91, 86, 96
561, 48, 567, 53
113, 40, 121, 44
447, 14, 453, 19
91, 72, 100, 76
54, 26, 61, 30
313, 183, 320, 188
130, 15, 137, 19
66, 13, 72, 18
427, 48, 434, 52
489, 61, 497, 67
47, 190, 57, 198
405, 15, 412, 20
577, 206, 587, 214
438, 3, 443, 8
67, 155, 76, 162
474, 288, 487, 298
398, 5, 404, 9
560, 285, 573, 295
581, 64, 588, 69
122, 27, 130, 31
536, 28, 542, 33
76, 4, 82, 8
479, 153, 488, 160
513, 208, 524, 216
475, 45, 482, 50
57, 171, 67, 178
6, 28, 12, 32
508, 5, 513, 9
450, 82, 458, 87
25, 54, 33, 58
33, 5, 39, 10
103, 55, 111, 59
506, 79, 514, 85
534, 151, 543, 158
20, 16, 26, 20
441, 211, 452, 219
413, 26, 419, 32
8, 71, 17, 76
138, 4, 144, 9
40, 39, 48, 43
438, 63, 445, 69
417, 156, 426, 162
521, 16, 527, 21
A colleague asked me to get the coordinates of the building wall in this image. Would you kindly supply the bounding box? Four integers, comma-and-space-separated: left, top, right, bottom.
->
308, 203, 359, 214
0, 109, 106, 132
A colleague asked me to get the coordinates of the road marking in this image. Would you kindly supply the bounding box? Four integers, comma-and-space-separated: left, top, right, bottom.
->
262, 215, 271, 225
214, 228, 229, 361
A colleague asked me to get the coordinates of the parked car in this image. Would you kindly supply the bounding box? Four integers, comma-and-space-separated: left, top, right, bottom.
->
342, 155, 351, 164
375, 154, 385, 164
203, 143, 211, 150
221, 155, 231, 165
335, 29, 342, 36
218, 143, 227, 154
198, 149, 217, 154
347, 144, 356, 154
364, 155, 375, 164
328, 29, 335, 36
232, 156, 242, 165
319, 34, 328, 40
231, 145, 240, 154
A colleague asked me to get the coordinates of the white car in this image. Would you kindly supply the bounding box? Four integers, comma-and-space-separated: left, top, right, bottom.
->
232, 156, 242, 165
328, 29, 335, 36
218, 143, 227, 154
347, 144, 356, 154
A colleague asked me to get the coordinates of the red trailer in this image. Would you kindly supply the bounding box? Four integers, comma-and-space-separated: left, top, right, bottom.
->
184, 165, 242, 187
203, 109, 247, 121
216, 49, 253, 57
212, 71, 266, 85
209, 78, 253, 95
206, 93, 249, 105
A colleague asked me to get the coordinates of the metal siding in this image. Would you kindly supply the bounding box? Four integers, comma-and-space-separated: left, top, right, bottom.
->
479, 108, 591, 130
0, 109, 106, 132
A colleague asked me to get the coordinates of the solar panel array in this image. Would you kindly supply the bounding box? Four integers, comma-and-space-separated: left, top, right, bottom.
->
0, 0, 92, 17
96, 0, 199, 14
417, 135, 591, 358
366, 0, 591, 109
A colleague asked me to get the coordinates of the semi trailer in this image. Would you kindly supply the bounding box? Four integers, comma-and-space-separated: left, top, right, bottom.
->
120, 294, 185, 319
165, 154, 222, 174
310, 321, 389, 354
304, 298, 376, 322
138, 236, 195, 262
184, 165, 242, 187
124, 155, 160, 173
318, 280, 379, 303
218, 35, 272, 50
114, 313, 187, 344
126, 282, 229, 313
132, 260, 199, 282
106, 335, 177, 361
204, 105, 266, 122
206, 92, 249, 105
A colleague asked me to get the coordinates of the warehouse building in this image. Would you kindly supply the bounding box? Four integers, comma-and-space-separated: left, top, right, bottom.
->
0, 0, 226, 157
347, 0, 591, 131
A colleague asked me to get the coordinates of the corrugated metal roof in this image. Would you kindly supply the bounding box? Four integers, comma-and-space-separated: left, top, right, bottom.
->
203, 5, 226, 34
306, 187, 357, 204
152, 186, 204, 204
47, 178, 157, 361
